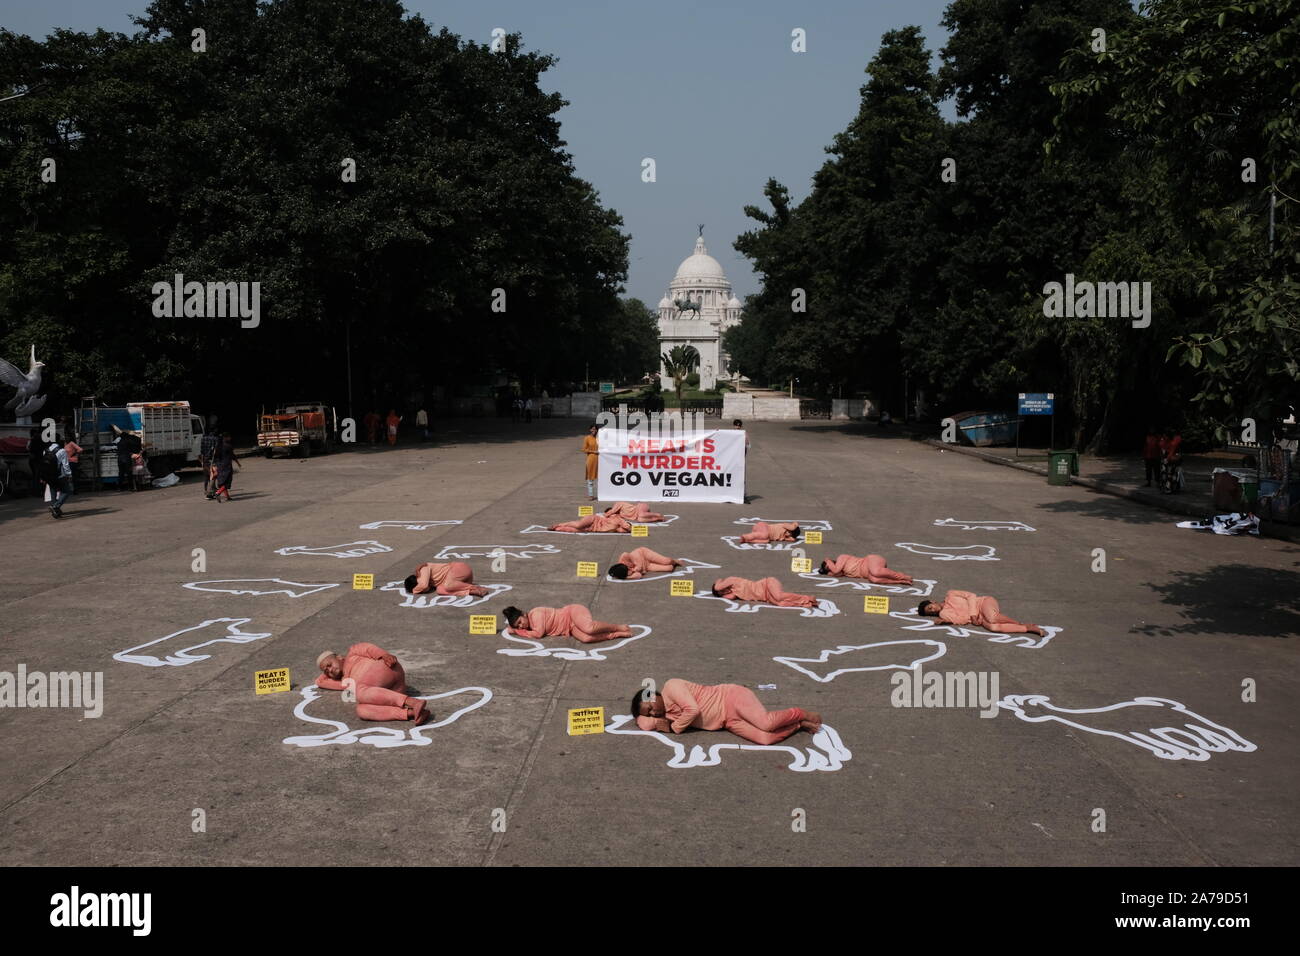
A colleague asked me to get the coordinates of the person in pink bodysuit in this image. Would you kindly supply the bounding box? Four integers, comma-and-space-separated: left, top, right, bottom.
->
738, 521, 800, 544
549, 513, 631, 533
603, 501, 666, 522
502, 605, 632, 643
710, 576, 816, 607
404, 561, 488, 597
916, 590, 1046, 636
315, 644, 429, 724
818, 554, 914, 585
630, 679, 822, 745
608, 547, 683, 580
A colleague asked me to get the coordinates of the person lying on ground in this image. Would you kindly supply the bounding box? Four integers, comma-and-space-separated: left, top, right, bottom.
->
602, 501, 666, 522
548, 513, 631, 533
916, 590, 1047, 636
608, 547, 684, 580
737, 521, 800, 544
315, 644, 429, 724
404, 561, 489, 597
818, 554, 914, 585
631, 679, 822, 745
502, 604, 632, 643
710, 576, 817, 607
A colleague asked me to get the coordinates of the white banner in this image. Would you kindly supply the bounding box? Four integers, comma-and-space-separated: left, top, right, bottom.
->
597, 429, 745, 504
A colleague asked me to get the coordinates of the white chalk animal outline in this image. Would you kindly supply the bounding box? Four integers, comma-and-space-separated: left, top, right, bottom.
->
933, 518, 1036, 532
113, 617, 273, 667
520, 514, 679, 535
378, 580, 512, 608
605, 714, 852, 772
889, 610, 1059, 649
773, 639, 948, 683
720, 536, 808, 552
693, 592, 840, 619
275, 540, 394, 559
732, 517, 834, 531
894, 542, 999, 561
796, 572, 937, 597
434, 544, 561, 560
182, 579, 341, 599
283, 684, 493, 748
606, 556, 721, 583
358, 520, 464, 531
497, 623, 652, 661
997, 694, 1257, 762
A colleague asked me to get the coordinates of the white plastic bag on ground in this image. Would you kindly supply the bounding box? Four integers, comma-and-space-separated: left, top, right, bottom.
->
152, 473, 181, 488
1175, 513, 1260, 535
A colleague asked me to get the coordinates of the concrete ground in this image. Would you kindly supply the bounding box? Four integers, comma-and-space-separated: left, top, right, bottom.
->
0, 418, 1295, 866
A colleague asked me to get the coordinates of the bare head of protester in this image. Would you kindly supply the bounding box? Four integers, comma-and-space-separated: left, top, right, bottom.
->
917, 600, 940, 617
608, 562, 630, 579
403, 574, 419, 593
502, 606, 524, 629
317, 651, 343, 679
589, 424, 598, 436
732, 419, 743, 428
790, 524, 801, 541
631, 688, 665, 720
818, 560, 831, 575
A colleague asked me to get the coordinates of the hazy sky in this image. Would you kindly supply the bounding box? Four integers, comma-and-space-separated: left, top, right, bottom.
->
5, 0, 960, 305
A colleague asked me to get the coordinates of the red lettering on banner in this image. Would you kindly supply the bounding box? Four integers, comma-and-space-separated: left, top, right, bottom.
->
621, 455, 639, 468
702, 438, 715, 452
628, 440, 646, 453
687, 456, 700, 469
655, 455, 670, 469
701, 456, 715, 470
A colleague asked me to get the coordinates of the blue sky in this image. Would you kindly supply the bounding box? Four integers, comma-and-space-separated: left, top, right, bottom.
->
5, 0, 959, 304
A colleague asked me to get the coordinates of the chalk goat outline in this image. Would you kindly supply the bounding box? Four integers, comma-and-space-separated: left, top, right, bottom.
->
894, 542, 999, 561
605, 714, 852, 772
496, 623, 653, 661
997, 694, 1257, 762
113, 617, 273, 667
283, 684, 493, 748
182, 579, 340, 599
774, 639, 948, 683
275, 540, 394, 559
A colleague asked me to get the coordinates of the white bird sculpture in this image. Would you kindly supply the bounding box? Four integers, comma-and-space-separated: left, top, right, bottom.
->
0, 345, 46, 413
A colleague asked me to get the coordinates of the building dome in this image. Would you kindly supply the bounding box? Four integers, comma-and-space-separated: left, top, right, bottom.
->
673, 235, 726, 282
658, 295, 673, 309
727, 295, 742, 309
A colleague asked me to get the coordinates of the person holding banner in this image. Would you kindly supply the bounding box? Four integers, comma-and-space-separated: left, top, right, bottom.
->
608, 547, 683, 580
737, 522, 800, 544
583, 425, 600, 500
710, 576, 817, 607
549, 513, 631, 533
502, 604, 632, 643
818, 554, 914, 586
603, 500, 666, 522
404, 562, 488, 597
314, 644, 430, 724
631, 679, 822, 744
915, 591, 1047, 636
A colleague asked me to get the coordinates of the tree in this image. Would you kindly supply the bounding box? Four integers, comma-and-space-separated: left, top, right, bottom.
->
660, 344, 699, 402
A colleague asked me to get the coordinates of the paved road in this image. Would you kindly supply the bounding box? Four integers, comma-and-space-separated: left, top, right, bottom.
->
1, 419, 1294, 866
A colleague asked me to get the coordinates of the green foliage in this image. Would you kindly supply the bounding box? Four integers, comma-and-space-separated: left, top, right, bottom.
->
660, 343, 699, 402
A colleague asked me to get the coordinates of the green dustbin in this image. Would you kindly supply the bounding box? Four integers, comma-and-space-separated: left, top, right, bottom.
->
1048, 449, 1078, 486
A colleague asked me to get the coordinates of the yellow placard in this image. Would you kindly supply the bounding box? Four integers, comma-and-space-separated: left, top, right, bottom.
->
254, 667, 290, 695
577, 561, 598, 577
630, 524, 649, 537
790, 557, 813, 573
578, 505, 594, 516
352, 573, 374, 590
469, 614, 498, 634
670, 579, 695, 596
804, 530, 823, 544
567, 706, 605, 736
864, 595, 890, 614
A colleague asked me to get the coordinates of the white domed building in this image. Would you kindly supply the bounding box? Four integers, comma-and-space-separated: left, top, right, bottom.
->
657, 231, 743, 391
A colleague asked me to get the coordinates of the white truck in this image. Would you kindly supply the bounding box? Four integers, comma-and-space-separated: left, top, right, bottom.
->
74, 400, 206, 481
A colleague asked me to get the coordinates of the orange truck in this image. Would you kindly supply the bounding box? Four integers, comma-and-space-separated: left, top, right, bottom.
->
257, 402, 337, 457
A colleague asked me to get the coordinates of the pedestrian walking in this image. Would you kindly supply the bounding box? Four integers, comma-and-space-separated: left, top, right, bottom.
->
208, 434, 241, 502
1142, 424, 1162, 487
386, 409, 402, 446
39, 441, 72, 518
199, 428, 221, 496
416, 407, 430, 441
583, 424, 599, 500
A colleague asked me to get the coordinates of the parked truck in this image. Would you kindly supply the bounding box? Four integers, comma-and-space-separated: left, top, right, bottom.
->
257, 402, 336, 458
74, 400, 205, 482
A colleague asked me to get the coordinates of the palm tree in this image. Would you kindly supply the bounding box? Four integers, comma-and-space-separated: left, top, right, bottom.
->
661, 345, 700, 403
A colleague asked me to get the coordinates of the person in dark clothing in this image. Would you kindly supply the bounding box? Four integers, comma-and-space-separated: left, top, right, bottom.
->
1142, 425, 1162, 487
209, 434, 241, 502
112, 426, 142, 492
26, 427, 42, 492
199, 430, 221, 496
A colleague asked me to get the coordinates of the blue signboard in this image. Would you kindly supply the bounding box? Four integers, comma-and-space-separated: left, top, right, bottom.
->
1018, 392, 1054, 415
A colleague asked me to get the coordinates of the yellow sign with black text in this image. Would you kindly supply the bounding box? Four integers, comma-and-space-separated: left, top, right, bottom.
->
470, 614, 498, 634
790, 557, 813, 573
864, 595, 890, 614
352, 573, 374, 590
631, 524, 649, 537
578, 505, 594, 516
568, 706, 605, 735
255, 668, 290, 695
577, 561, 598, 578
804, 531, 823, 545
670, 579, 695, 596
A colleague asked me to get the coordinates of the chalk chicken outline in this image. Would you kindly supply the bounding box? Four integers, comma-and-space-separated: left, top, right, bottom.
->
773, 639, 948, 683
605, 714, 852, 772
796, 572, 938, 597
113, 617, 273, 667
283, 684, 493, 748
182, 579, 341, 599
693, 592, 841, 619
933, 518, 1036, 532
378, 580, 512, 608
496, 623, 653, 661
275, 540, 394, 559
358, 520, 464, 531
606, 557, 721, 583
889, 610, 1059, 649
519, 514, 680, 535
433, 544, 562, 560
732, 517, 834, 531
893, 542, 999, 561
997, 694, 1257, 762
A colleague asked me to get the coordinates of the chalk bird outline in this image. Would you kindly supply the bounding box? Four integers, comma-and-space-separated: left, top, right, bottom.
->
605, 714, 852, 772
283, 684, 493, 748
497, 624, 653, 661
182, 579, 340, 599
274, 540, 393, 558
113, 617, 273, 667
997, 694, 1257, 762
774, 639, 948, 683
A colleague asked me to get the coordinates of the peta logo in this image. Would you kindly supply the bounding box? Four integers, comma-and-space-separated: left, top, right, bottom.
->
50, 886, 151, 936
662, 489, 679, 497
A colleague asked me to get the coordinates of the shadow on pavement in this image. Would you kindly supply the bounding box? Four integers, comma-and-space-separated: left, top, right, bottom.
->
1133, 562, 1300, 638
1035, 497, 1172, 526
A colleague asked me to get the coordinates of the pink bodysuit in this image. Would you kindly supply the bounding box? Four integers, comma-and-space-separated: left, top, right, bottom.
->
509, 605, 602, 641
616, 547, 676, 578
552, 514, 630, 533
824, 554, 912, 585
314, 643, 425, 722
414, 561, 482, 595
604, 501, 664, 522
936, 590, 1031, 633
738, 522, 798, 544
637, 679, 806, 745
711, 576, 816, 607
